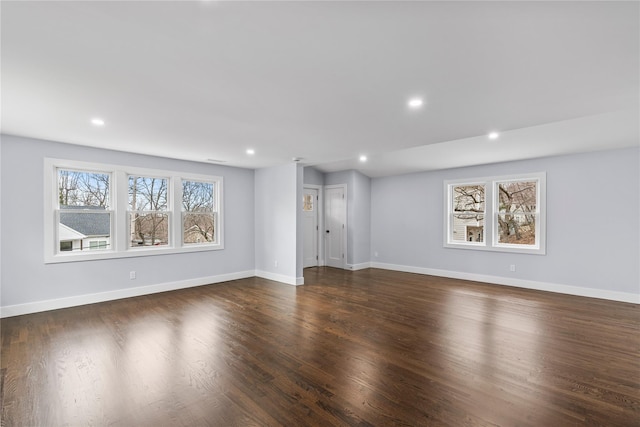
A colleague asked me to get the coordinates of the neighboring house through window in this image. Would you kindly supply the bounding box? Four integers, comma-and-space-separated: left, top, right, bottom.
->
56, 169, 112, 253
59, 206, 111, 252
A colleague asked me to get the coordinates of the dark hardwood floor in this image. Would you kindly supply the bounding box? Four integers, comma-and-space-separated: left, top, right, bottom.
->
1, 267, 638, 426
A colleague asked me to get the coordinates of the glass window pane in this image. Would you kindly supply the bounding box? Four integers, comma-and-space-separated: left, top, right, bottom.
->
182, 181, 214, 212
497, 181, 537, 214
58, 169, 110, 208
451, 214, 484, 242
496, 213, 537, 245
183, 213, 215, 244
129, 176, 168, 211
452, 185, 485, 213
130, 212, 169, 247
59, 210, 111, 252
55, 167, 113, 255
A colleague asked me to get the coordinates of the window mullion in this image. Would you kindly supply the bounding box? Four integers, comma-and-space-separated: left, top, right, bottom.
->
486, 181, 496, 248
115, 170, 128, 252
172, 176, 182, 248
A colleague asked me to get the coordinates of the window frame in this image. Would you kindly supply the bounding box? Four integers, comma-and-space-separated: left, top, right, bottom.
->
447, 181, 486, 247
444, 172, 546, 255
128, 174, 171, 249
49, 162, 116, 259
181, 178, 219, 246
44, 158, 224, 264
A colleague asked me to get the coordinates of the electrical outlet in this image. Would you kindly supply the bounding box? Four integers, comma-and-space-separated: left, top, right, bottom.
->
274, 260, 278, 268
509, 264, 516, 272
374, 251, 379, 257
129, 271, 136, 280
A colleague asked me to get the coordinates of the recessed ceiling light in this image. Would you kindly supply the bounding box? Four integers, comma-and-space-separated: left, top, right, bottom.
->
359, 155, 367, 162
488, 132, 499, 140
246, 149, 255, 155
91, 118, 105, 126
408, 98, 424, 109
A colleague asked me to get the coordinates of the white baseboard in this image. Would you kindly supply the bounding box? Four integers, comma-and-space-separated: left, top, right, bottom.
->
4, 263, 634, 318
255, 270, 304, 286
346, 262, 372, 271
0, 270, 255, 318
370, 262, 639, 304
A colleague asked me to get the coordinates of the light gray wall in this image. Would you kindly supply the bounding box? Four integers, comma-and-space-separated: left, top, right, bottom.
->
370, 147, 640, 294
351, 170, 371, 265
303, 166, 325, 186
254, 163, 299, 280
325, 169, 371, 266
296, 164, 304, 279
0, 137, 2, 301
0, 134, 255, 307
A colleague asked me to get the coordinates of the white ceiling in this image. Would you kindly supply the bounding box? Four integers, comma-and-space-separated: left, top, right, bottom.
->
2, 1, 638, 177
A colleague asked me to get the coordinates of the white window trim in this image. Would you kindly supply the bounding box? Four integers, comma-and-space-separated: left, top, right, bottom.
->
443, 172, 546, 255
180, 177, 221, 246
44, 158, 224, 264
127, 173, 172, 249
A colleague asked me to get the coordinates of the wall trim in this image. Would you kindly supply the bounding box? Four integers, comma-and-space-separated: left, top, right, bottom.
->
5, 263, 634, 318
1, 269, 307, 318
371, 262, 639, 304
347, 262, 372, 271
255, 270, 303, 286
0, 270, 255, 318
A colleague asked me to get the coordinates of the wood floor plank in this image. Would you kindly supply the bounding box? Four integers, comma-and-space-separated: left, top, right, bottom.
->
2, 267, 638, 426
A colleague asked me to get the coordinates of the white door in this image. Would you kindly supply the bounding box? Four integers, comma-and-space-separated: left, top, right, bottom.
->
325, 186, 346, 269
303, 188, 319, 268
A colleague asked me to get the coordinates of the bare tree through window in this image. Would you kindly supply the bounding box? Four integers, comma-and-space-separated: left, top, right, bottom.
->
57, 169, 111, 252
452, 185, 485, 242
182, 180, 215, 244
497, 181, 537, 245
129, 176, 169, 247
58, 170, 109, 208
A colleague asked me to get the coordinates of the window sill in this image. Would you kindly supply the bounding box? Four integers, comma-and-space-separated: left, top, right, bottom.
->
444, 242, 545, 255
44, 243, 224, 264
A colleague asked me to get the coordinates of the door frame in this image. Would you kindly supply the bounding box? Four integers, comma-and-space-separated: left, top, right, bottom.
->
323, 184, 347, 269
303, 185, 324, 266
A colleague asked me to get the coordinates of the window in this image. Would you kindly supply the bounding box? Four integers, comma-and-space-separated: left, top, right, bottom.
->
56, 168, 112, 253
182, 180, 217, 245
450, 184, 485, 244
129, 176, 169, 247
445, 173, 545, 254
89, 240, 108, 250
495, 179, 538, 247
45, 159, 223, 263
